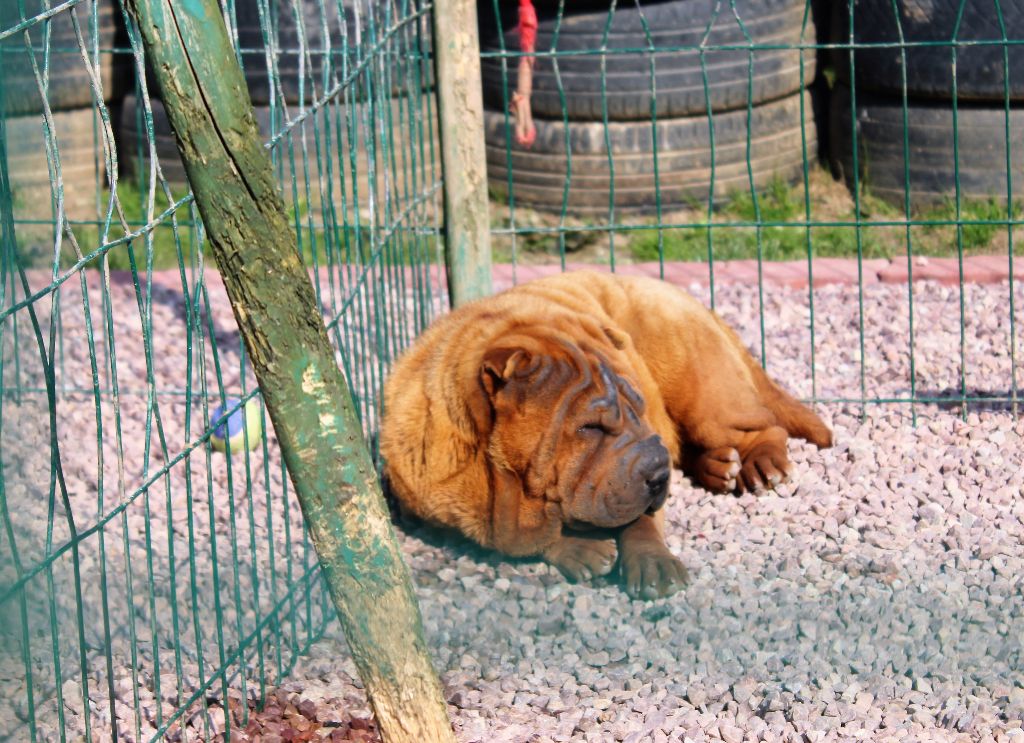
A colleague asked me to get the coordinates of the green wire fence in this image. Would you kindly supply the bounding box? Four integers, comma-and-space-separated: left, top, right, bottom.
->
1, 0, 1023, 740
1, 0, 442, 740
481, 0, 1022, 416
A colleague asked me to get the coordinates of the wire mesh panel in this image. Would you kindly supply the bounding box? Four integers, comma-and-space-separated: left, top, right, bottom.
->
0, 0, 443, 740
4, 0, 1024, 740
480, 0, 1023, 415
472, 10, 1024, 736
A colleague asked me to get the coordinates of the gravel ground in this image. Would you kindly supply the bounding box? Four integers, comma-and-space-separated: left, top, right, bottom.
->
2, 269, 1023, 742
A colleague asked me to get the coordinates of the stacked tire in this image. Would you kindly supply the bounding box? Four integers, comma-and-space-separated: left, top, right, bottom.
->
234, 0, 433, 105
828, 0, 1024, 209
120, 93, 437, 214
2, 0, 129, 222
121, 0, 436, 210
479, 0, 819, 213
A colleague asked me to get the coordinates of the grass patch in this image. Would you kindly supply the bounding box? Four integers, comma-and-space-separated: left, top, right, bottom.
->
69, 182, 201, 271
629, 176, 891, 263
727, 175, 804, 224
13, 181, 437, 271
290, 201, 442, 268
9, 181, 201, 271
628, 174, 1020, 264
628, 223, 890, 263
920, 197, 1021, 252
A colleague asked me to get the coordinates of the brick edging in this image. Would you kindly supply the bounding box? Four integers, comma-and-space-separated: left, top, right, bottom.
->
32, 255, 1016, 304
492, 255, 1024, 291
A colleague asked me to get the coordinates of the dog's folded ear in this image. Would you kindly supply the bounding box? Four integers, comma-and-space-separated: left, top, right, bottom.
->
480, 347, 530, 396
467, 347, 530, 436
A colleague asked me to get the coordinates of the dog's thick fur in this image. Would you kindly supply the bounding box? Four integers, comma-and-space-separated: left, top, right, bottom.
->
381, 272, 831, 598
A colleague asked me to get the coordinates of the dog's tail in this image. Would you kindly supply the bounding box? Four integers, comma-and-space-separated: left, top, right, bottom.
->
753, 365, 833, 448
713, 315, 833, 449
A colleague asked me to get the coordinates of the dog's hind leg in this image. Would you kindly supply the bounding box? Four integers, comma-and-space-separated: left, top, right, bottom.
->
607, 276, 831, 493
732, 425, 792, 492
680, 407, 794, 493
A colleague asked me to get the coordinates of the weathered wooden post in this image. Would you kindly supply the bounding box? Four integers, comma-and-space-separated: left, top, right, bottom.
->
122, 1, 455, 740
432, 0, 494, 305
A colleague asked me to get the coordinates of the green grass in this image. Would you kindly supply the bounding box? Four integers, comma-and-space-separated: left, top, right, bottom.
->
9, 180, 202, 271
290, 200, 441, 268
629, 177, 890, 263
628, 176, 1019, 264
18, 174, 1019, 272
629, 223, 890, 263
920, 197, 1021, 252
68, 182, 201, 271
13, 181, 435, 271
727, 175, 804, 224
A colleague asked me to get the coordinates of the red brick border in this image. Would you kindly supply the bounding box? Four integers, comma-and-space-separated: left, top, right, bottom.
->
492, 255, 1024, 292
26, 256, 1016, 306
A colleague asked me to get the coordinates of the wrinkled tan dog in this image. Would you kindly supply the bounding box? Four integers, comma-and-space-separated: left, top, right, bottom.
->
381, 272, 831, 599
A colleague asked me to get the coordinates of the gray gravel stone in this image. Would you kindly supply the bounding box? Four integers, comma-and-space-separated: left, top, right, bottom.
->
4, 278, 1024, 742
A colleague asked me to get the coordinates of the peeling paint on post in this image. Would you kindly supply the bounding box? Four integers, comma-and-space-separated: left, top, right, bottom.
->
433, 0, 493, 306
122, 2, 456, 741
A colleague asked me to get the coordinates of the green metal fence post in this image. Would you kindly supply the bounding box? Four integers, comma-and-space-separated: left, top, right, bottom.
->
121, 1, 455, 740
433, 0, 493, 305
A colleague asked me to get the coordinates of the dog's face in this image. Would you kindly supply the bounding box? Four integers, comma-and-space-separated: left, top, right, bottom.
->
479, 336, 671, 529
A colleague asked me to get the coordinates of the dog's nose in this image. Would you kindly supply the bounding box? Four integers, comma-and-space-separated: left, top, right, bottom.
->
645, 468, 670, 511
632, 435, 670, 513
636, 435, 670, 472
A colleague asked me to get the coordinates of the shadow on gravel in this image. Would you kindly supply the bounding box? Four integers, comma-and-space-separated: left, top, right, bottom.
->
915, 387, 1021, 413
397, 515, 546, 575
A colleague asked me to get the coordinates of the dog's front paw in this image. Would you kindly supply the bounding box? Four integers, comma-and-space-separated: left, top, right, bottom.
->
544, 535, 618, 583
693, 446, 742, 492
738, 443, 791, 493
619, 541, 688, 600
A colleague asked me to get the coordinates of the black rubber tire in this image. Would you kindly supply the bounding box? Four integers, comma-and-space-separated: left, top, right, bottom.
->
234, 0, 433, 106
828, 86, 1024, 209
118, 95, 188, 186
479, 0, 817, 121
0, 0, 130, 115
486, 90, 817, 213
119, 94, 439, 207
5, 107, 106, 221
831, 0, 1024, 101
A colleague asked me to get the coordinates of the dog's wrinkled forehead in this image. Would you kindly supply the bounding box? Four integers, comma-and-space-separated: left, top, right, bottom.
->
588, 358, 645, 419
489, 335, 646, 422
537, 341, 645, 424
